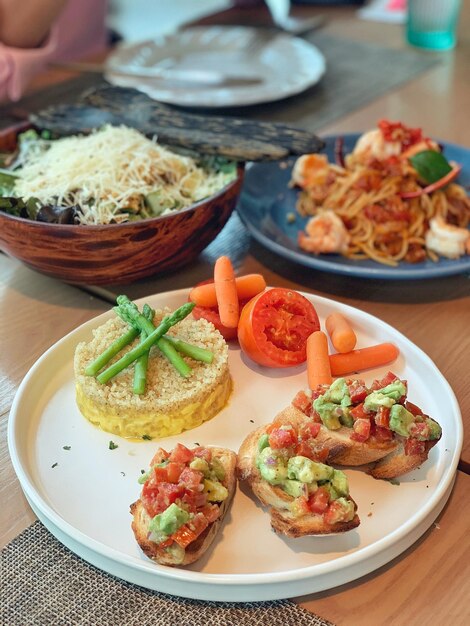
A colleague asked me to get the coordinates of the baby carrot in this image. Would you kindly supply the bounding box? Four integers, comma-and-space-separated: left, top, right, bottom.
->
214, 256, 239, 328
189, 274, 266, 308
307, 331, 333, 389
325, 312, 357, 354
329, 342, 399, 377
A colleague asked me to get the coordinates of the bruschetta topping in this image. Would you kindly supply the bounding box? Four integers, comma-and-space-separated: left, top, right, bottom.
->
292, 372, 442, 453
138, 444, 228, 550
256, 426, 356, 524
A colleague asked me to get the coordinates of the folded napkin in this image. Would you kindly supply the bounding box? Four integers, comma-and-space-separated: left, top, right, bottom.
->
0, 521, 334, 626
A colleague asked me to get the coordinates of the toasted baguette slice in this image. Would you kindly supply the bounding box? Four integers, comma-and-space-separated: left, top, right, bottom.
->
237, 413, 360, 537
131, 446, 236, 566
368, 437, 440, 480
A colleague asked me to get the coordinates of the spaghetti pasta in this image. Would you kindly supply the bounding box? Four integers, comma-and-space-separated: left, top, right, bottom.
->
293, 121, 470, 266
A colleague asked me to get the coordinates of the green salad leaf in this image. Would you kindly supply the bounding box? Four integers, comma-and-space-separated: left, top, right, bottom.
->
409, 150, 453, 184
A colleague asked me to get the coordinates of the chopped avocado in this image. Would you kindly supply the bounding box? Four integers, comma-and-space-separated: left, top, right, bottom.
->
364, 381, 406, 412
330, 469, 349, 497
339, 407, 354, 428
328, 498, 355, 524
204, 478, 228, 502
313, 397, 342, 430
287, 456, 334, 483
325, 483, 340, 501
283, 479, 305, 498
258, 433, 270, 452
389, 404, 416, 437
138, 470, 150, 484
426, 417, 442, 440
257, 447, 288, 485
210, 458, 226, 481
313, 379, 351, 430
149, 503, 189, 540
328, 378, 352, 405
190, 457, 210, 476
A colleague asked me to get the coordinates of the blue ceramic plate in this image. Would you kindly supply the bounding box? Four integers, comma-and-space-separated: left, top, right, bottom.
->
236, 134, 470, 280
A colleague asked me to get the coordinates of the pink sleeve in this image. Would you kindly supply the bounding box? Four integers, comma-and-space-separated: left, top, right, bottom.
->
0, 0, 107, 103
0, 27, 60, 102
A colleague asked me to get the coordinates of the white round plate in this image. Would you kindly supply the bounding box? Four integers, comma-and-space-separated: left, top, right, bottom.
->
104, 26, 326, 108
8, 290, 462, 602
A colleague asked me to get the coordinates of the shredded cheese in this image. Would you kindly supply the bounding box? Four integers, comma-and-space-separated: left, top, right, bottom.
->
14, 125, 235, 225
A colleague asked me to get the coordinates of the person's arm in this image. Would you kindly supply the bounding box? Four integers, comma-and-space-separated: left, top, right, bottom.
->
0, 0, 67, 48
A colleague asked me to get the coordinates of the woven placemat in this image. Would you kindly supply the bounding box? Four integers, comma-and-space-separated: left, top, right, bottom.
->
0, 521, 333, 626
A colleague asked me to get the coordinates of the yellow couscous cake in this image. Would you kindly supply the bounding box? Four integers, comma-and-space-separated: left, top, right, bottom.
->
74, 309, 231, 439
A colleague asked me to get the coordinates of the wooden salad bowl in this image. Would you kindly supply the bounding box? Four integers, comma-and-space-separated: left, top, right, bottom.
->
0, 123, 244, 285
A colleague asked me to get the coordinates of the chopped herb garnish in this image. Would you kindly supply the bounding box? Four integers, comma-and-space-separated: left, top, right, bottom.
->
51, 462, 58, 468
142, 435, 152, 440
109, 441, 118, 450
63, 446, 71, 451
140, 469, 146, 474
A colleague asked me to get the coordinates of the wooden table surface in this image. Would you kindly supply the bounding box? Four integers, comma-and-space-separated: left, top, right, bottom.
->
1, 4, 469, 625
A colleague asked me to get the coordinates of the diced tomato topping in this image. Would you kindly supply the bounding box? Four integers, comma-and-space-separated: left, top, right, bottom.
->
172, 512, 210, 548
182, 490, 207, 512
374, 425, 394, 442
347, 379, 368, 404
166, 462, 184, 484
404, 438, 426, 456
193, 446, 212, 462
350, 418, 371, 442
269, 426, 298, 450
300, 421, 321, 440
370, 371, 400, 391
405, 401, 425, 417
324, 500, 352, 526
295, 441, 314, 459
375, 406, 391, 429
409, 421, 431, 440
308, 487, 330, 514
294, 495, 311, 516
149, 447, 169, 466
200, 503, 221, 524
169, 443, 194, 464
292, 390, 312, 415
311, 447, 330, 463
153, 466, 169, 483
179, 467, 204, 488
350, 403, 369, 420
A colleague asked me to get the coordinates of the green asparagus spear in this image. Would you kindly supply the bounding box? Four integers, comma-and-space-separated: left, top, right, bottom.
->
132, 304, 155, 394
85, 326, 139, 377
115, 296, 191, 379
163, 335, 214, 364
133, 329, 149, 395
97, 302, 195, 384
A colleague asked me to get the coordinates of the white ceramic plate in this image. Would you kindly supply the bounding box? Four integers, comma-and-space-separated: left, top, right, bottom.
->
8, 289, 462, 602
104, 26, 326, 108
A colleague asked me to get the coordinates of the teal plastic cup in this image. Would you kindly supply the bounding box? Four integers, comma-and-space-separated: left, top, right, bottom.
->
406, 0, 462, 51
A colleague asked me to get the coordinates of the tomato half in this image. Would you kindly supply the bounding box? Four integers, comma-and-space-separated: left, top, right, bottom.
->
237, 288, 320, 368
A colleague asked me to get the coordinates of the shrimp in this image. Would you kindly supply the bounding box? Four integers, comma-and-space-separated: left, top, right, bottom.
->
291, 154, 330, 188
353, 127, 439, 162
298, 210, 350, 255
425, 216, 470, 259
